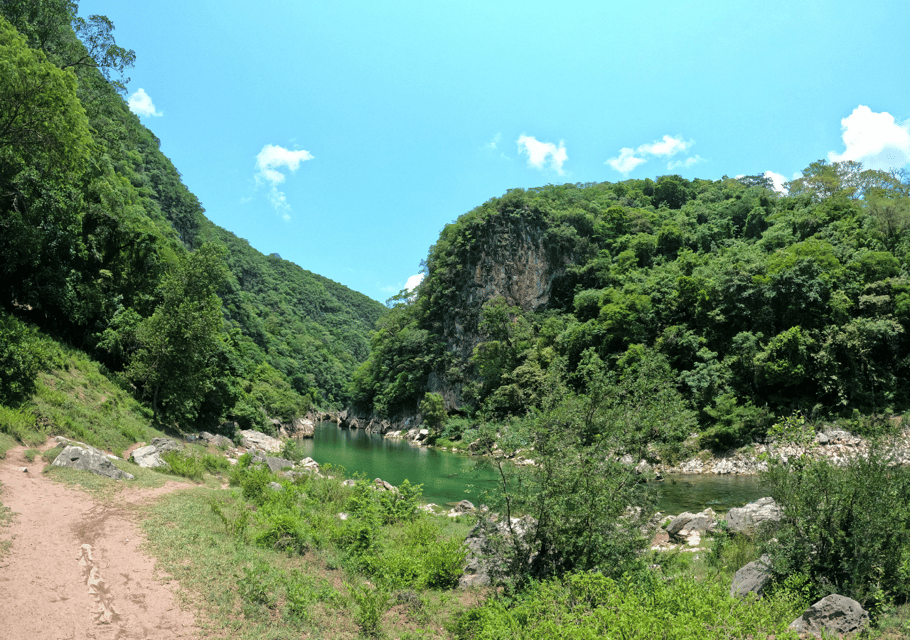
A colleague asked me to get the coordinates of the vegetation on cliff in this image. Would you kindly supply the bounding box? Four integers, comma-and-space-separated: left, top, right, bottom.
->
0, 2, 385, 434
353, 165, 910, 450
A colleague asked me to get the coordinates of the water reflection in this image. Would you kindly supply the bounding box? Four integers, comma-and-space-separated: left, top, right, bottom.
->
299, 423, 769, 514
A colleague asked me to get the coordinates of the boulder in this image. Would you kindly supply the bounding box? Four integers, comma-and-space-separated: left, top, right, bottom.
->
130, 437, 182, 469
789, 594, 869, 637
240, 429, 283, 454
342, 479, 357, 487
373, 478, 397, 492
53, 446, 134, 481
251, 454, 295, 473
292, 417, 315, 438
454, 500, 475, 513
199, 431, 234, 449
726, 497, 782, 535
268, 482, 283, 492
665, 508, 718, 541
731, 554, 772, 598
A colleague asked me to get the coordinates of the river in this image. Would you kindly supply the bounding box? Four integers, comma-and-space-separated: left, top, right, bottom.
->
297, 422, 768, 515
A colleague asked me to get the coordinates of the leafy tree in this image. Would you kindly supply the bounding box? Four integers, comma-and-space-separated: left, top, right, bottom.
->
128, 244, 230, 425
0, 14, 92, 314
764, 449, 910, 608
418, 391, 446, 434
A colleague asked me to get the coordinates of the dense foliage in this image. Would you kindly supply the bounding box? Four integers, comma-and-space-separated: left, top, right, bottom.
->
0, 3, 385, 430
354, 163, 910, 447
764, 448, 910, 609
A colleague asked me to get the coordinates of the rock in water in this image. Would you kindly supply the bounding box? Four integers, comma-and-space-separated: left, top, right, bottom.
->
53, 446, 135, 480
789, 594, 869, 637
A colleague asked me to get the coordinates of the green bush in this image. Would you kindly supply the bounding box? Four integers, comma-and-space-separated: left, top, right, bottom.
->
453, 572, 803, 640
349, 582, 390, 639
763, 447, 910, 609
0, 313, 59, 405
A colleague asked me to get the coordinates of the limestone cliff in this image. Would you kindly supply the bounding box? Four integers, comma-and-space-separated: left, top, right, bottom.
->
423, 207, 580, 408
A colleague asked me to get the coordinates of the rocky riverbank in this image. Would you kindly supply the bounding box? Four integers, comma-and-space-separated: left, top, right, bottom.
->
660, 426, 910, 475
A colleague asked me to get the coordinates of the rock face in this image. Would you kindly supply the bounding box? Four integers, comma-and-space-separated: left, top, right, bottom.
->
789, 594, 869, 637
290, 417, 315, 438
53, 446, 134, 481
130, 438, 182, 469
726, 497, 782, 535
730, 554, 773, 598
240, 429, 283, 454
426, 211, 577, 409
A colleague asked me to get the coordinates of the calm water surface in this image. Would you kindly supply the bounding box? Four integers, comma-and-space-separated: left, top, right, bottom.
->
298, 422, 768, 514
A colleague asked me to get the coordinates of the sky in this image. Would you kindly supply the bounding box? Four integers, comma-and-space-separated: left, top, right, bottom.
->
79, 0, 910, 303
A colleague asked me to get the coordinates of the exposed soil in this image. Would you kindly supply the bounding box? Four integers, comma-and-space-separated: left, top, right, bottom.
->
0, 441, 198, 640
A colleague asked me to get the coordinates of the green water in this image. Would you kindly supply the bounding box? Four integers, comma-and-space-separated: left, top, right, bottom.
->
298, 422, 768, 514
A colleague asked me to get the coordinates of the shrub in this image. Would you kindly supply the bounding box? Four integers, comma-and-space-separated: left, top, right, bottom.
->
452, 572, 803, 640
0, 313, 59, 405
763, 446, 910, 609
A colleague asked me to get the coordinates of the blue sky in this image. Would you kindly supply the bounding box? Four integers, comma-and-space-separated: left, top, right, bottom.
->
79, 0, 910, 303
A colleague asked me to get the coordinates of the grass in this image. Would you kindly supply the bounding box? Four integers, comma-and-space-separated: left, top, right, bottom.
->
143, 473, 476, 640
0, 342, 169, 458
44, 458, 178, 497
0, 481, 14, 561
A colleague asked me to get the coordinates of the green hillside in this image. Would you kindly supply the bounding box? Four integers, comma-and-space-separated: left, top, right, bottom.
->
0, 2, 385, 432
354, 167, 910, 448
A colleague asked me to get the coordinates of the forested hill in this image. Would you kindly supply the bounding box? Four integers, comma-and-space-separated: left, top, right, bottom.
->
0, 3, 385, 430
353, 165, 910, 448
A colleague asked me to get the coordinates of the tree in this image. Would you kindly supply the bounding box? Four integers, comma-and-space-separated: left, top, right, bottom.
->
0, 14, 92, 314
128, 244, 230, 426
418, 391, 446, 434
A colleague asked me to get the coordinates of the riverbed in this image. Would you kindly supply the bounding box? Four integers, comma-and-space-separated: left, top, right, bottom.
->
297, 422, 768, 514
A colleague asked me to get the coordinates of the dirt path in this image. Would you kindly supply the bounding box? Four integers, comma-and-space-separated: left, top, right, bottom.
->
0, 443, 198, 640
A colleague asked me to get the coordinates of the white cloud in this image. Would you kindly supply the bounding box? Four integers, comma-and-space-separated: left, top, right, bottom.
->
254, 144, 314, 220
667, 155, 703, 170
127, 88, 162, 117
638, 134, 690, 158
606, 134, 697, 175
405, 273, 424, 291
517, 135, 568, 174
485, 133, 502, 151
764, 171, 788, 194
828, 105, 910, 171
606, 147, 646, 174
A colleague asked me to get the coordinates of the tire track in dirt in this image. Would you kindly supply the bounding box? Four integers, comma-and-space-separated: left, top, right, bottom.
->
0, 443, 198, 640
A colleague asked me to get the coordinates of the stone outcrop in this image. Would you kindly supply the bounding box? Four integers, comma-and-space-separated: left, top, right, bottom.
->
130, 438, 182, 469
726, 497, 782, 535
199, 431, 234, 449
665, 508, 717, 545
240, 429, 283, 454
730, 554, 773, 598
53, 445, 135, 481
250, 454, 295, 473
789, 594, 869, 637
665, 426, 910, 475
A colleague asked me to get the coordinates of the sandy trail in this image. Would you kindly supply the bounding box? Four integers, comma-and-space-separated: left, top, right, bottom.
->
0, 443, 198, 640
